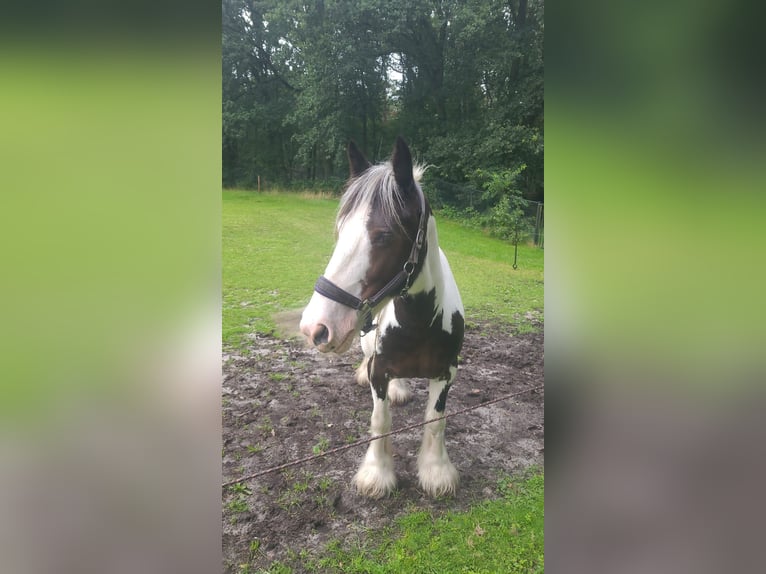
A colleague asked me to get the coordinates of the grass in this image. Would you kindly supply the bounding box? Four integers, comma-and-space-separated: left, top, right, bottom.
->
312, 436, 330, 455
223, 190, 339, 346
436, 216, 544, 330
222, 189, 543, 349
318, 470, 544, 573
223, 188, 544, 573
248, 470, 543, 574
226, 496, 249, 515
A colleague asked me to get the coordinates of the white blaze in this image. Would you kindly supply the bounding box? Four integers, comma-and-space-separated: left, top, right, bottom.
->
300, 208, 373, 349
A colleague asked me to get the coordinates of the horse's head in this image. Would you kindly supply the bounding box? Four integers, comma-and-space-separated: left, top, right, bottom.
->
300, 137, 426, 353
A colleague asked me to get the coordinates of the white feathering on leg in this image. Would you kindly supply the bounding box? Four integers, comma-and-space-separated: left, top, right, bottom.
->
353, 392, 397, 498
417, 378, 459, 497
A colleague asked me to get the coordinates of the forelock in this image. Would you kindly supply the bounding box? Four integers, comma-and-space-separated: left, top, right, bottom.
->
335, 162, 425, 236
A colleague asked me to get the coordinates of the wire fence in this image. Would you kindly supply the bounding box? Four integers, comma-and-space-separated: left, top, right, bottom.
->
424, 176, 544, 248
222, 384, 543, 489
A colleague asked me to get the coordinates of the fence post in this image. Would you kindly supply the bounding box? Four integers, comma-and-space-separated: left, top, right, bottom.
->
534, 203, 543, 247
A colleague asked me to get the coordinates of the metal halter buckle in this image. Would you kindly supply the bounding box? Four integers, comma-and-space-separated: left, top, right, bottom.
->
358, 300, 376, 335
415, 228, 425, 248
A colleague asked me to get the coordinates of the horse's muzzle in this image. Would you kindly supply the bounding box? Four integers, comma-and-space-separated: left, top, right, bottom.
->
299, 316, 356, 354
306, 323, 329, 347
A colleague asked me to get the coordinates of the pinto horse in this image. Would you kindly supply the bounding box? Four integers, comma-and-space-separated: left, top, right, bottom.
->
300, 137, 465, 498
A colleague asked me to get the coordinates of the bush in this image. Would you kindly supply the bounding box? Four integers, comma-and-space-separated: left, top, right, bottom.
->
471, 168, 533, 244
486, 194, 533, 244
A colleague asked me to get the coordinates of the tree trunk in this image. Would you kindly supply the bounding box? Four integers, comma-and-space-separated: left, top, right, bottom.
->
510, 0, 528, 83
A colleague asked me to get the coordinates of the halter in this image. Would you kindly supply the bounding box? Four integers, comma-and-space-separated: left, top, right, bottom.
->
313, 185, 428, 335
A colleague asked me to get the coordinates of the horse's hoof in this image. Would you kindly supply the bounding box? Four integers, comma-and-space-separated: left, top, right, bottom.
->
418, 458, 459, 498
353, 462, 397, 498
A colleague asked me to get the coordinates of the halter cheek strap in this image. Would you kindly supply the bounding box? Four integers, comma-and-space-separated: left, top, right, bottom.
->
314, 187, 428, 335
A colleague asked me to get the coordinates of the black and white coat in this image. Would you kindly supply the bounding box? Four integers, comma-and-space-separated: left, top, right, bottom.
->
300, 137, 465, 498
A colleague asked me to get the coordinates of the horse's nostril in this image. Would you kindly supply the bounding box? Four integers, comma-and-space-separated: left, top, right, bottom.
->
312, 324, 329, 346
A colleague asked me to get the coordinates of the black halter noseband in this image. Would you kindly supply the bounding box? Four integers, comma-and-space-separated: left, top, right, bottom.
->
313, 187, 428, 335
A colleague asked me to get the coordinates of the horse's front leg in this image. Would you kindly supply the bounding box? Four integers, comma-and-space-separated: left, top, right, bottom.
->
356, 357, 412, 405
418, 368, 459, 497
356, 333, 413, 403
353, 372, 397, 498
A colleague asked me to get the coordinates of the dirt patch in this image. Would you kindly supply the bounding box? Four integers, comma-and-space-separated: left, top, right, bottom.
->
222, 321, 544, 572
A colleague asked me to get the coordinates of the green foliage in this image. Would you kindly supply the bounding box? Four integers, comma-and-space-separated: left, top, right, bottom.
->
313, 470, 544, 573
226, 496, 249, 514
229, 483, 252, 496
222, 0, 544, 212
473, 168, 533, 244
487, 195, 531, 244
312, 436, 330, 455
254, 562, 293, 574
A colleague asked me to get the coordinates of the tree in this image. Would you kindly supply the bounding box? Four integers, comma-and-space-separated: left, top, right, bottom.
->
478, 168, 533, 268
221, 0, 545, 219
222, 0, 301, 186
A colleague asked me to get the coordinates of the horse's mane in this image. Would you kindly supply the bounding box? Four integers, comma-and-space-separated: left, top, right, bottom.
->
336, 162, 425, 236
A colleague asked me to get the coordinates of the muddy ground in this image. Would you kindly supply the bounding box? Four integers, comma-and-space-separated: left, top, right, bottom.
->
222, 321, 544, 572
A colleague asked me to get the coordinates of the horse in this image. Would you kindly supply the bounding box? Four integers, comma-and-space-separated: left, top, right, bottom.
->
299, 137, 465, 498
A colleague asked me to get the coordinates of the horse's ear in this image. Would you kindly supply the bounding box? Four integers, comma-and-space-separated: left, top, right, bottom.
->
391, 136, 414, 190
348, 140, 371, 178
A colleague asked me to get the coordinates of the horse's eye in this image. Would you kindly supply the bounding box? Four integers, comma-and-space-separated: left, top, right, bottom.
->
371, 230, 393, 246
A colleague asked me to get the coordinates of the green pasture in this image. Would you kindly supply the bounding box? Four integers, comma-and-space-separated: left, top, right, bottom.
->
222, 189, 543, 349
223, 189, 544, 574
235, 469, 543, 574
314, 471, 544, 573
